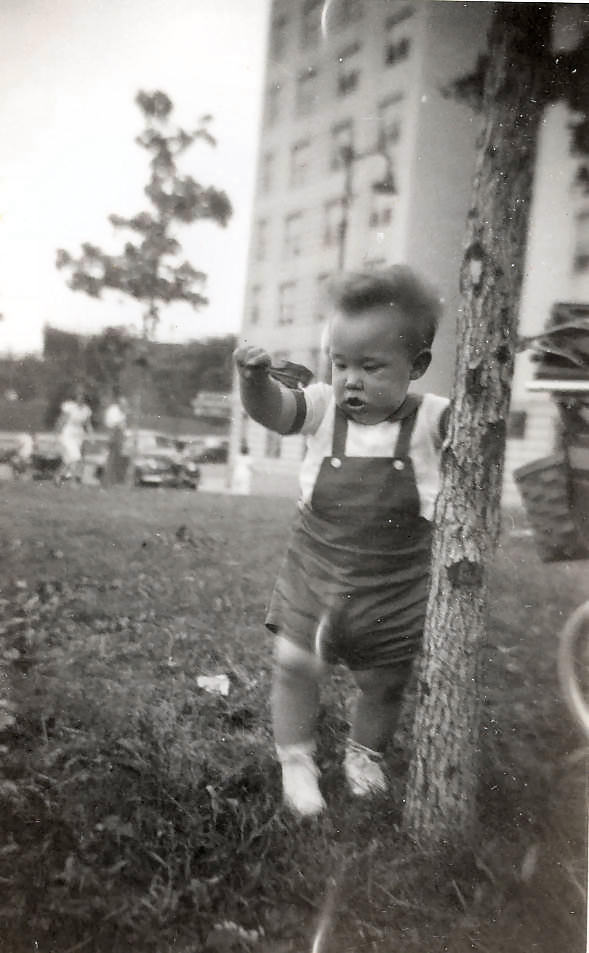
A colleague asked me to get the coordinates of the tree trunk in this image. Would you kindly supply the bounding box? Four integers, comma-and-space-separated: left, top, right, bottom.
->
403, 6, 553, 846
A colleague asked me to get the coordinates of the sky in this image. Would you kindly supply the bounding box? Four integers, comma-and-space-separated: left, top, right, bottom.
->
0, 0, 271, 356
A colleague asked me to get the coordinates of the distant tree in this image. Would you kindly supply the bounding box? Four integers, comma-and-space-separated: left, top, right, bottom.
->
0, 355, 47, 402
56, 90, 232, 339
151, 335, 235, 408
403, 5, 589, 847
40, 323, 234, 423
42, 325, 128, 426
84, 328, 136, 395
43, 326, 88, 366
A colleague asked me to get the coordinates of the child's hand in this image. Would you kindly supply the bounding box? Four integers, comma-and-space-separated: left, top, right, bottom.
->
234, 345, 272, 381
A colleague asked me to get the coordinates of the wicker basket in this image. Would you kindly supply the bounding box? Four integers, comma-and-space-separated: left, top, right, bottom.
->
513, 453, 589, 562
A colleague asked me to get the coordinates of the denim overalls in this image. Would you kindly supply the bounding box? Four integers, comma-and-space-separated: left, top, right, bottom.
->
266, 395, 433, 670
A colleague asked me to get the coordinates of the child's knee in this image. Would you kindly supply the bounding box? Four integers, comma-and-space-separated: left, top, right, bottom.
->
274, 634, 324, 680
353, 664, 412, 704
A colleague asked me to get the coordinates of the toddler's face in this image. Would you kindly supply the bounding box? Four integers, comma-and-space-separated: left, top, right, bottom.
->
329, 306, 427, 425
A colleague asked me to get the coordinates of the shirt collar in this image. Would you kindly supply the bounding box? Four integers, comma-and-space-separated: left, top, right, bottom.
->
335, 392, 420, 424
387, 393, 420, 422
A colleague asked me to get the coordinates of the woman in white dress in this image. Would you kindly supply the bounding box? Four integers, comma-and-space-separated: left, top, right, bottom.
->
54, 386, 93, 485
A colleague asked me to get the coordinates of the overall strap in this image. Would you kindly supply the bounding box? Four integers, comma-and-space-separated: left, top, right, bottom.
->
393, 394, 423, 459
332, 406, 348, 458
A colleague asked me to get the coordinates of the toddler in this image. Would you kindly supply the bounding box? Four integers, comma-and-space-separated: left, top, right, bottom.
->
234, 266, 449, 817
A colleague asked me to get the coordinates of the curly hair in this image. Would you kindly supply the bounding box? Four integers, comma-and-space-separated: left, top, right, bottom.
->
327, 264, 442, 355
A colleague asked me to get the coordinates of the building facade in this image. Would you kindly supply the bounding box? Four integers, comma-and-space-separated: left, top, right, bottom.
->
230, 0, 587, 503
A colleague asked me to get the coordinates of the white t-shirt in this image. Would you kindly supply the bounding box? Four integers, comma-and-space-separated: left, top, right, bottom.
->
298, 383, 449, 522
104, 403, 126, 430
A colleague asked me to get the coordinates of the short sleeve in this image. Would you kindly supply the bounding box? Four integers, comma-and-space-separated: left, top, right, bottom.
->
284, 390, 307, 435
420, 393, 450, 449
300, 382, 333, 437
437, 403, 451, 443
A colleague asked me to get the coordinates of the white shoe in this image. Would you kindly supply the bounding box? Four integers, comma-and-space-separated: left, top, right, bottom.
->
344, 739, 387, 796
276, 742, 326, 817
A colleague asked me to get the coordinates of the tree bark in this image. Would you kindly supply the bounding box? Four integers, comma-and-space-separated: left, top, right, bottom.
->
403, 6, 553, 845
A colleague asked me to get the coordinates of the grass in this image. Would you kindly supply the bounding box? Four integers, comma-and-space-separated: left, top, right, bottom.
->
0, 482, 586, 953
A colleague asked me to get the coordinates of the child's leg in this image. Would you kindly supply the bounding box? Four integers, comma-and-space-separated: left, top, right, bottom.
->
272, 635, 324, 746
350, 665, 410, 751
272, 635, 326, 816
345, 664, 411, 796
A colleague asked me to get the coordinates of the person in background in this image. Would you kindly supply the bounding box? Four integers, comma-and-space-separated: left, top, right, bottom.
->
54, 386, 93, 486
103, 390, 129, 487
10, 431, 34, 479
234, 265, 449, 818
231, 440, 253, 495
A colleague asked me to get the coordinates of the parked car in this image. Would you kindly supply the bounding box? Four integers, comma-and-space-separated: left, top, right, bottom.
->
0, 434, 22, 464
183, 437, 229, 465
130, 432, 201, 489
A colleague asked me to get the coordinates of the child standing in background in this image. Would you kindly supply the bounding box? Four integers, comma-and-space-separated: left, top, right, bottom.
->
234, 266, 449, 818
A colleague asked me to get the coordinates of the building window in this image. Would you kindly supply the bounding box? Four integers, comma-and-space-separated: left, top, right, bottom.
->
249, 285, 261, 325
333, 0, 363, 29
266, 82, 282, 126
314, 273, 330, 321
296, 67, 318, 116
385, 6, 414, 30
575, 163, 589, 193
270, 12, 288, 58
336, 42, 361, 97
378, 93, 404, 148
573, 210, 589, 272
260, 151, 274, 193
323, 199, 345, 247
255, 219, 268, 261
284, 212, 303, 258
369, 205, 393, 228
385, 35, 411, 68
301, 0, 322, 47
330, 120, 354, 171
290, 139, 311, 187
265, 431, 282, 459
507, 410, 527, 439
278, 281, 297, 324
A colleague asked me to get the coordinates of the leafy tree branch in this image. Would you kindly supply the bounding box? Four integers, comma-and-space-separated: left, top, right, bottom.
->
57, 90, 232, 338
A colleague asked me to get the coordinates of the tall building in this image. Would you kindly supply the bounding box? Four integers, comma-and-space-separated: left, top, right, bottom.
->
230, 0, 587, 501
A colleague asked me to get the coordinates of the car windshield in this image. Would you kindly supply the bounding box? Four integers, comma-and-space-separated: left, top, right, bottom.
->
155, 436, 177, 449
135, 434, 177, 455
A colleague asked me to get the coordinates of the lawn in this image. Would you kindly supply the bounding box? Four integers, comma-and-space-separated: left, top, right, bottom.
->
0, 482, 586, 953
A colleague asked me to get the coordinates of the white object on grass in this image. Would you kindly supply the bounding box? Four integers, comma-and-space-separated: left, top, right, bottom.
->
197, 674, 230, 696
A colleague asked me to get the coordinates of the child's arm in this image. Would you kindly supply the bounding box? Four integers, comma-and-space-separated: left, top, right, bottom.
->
234, 345, 299, 434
